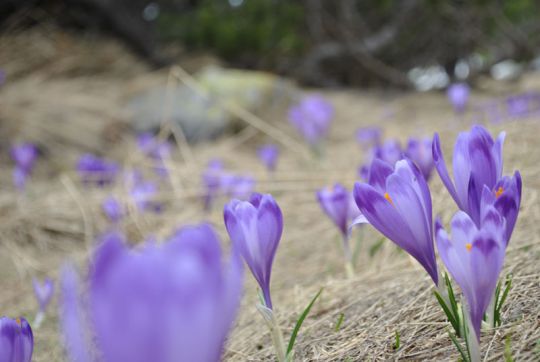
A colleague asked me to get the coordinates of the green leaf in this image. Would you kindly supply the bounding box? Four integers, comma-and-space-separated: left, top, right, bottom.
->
461, 305, 473, 362
393, 330, 400, 350
445, 274, 460, 326
334, 313, 345, 332
369, 237, 385, 258
286, 288, 323, 356
495, 275, 512, 326
434, 290, 460, 337
448, 330, 469, 362
504, 334, 514, 362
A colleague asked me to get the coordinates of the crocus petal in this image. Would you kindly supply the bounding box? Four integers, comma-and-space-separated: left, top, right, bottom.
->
0, 317, 33, 362
433, 133, 461, 207
368, 159, 394, 193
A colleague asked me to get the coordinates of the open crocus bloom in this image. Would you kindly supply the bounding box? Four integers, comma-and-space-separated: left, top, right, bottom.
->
433, 125, 505, 225
288, 95, 334, 146
406, 137, 434, 181
353, 158, 438, 285
356, 126, 382, 149
60, 226, 243, 362
224, 193, 282, 310
0, 317, 33, 362
435, 208, 506, 340
10, 143, 38, 173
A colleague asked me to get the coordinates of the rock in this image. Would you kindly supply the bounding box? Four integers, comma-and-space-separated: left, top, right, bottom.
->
126, 66, 296, 142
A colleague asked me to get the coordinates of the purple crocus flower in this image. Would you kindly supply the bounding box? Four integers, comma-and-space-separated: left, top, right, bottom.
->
356, 126, 382, 149
432, 125, 505, 225
288, 95, 334, 146
353, 158, 439, 285
130, 181, 161, 213
101, 196, 124, 222
202, 159, 225, 211
227, 175, 256, 200
0, 316, 33, 362
137, 133, 172, 176
60, 227, 243, 362
447, 83, 470, 113
257, 144, 279, 172
406, 137, 434, 181
76, 154, 119, 186
373, 139, 403, 166
10, 143, 38, 191
33, 278, 54, 312
10, 143, 38, 173
435, 208, 506, 340
479, 171, 522, 244
317, 183, 355, 237
224, 193, 283, 309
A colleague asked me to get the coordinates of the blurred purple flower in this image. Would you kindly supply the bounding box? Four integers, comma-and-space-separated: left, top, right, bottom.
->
356, 126, 382, 149
373, 139, 403, 166
101, 196, 124, 222
32, 278, 54, 313
137, 133, 172, 176
60, 226, 243, 362
288, 95, 334, 146
227, 175, 256, 199
317, 183, 358, 238
202, 159, 225, 211
76, 154, 119, 186
447, 83, 470, 113
435, 209, 506, 340
257, 144, 279, 172
10, 143, 38, 191
353, 159, 438, 285
224, 193, 282, 309
406, 137, 434, 181
10, 143, 38, 173
433, 125, 505, 225
0, 316, 33, 362
0, 69, 5, 86
130, 181, 161, 213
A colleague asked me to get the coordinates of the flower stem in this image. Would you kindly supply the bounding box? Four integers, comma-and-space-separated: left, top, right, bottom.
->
343, 235, 355, 278
268, 312, 287, 362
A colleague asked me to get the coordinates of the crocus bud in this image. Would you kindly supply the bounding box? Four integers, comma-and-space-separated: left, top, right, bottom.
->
33, 278, 54, 313
0, 317, 34, 362
257, 144, 279, 172
224, 193, 283, 309
447, 83, 470, 113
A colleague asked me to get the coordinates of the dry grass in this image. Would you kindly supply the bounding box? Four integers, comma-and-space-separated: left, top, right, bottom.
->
0, 29, 539, 362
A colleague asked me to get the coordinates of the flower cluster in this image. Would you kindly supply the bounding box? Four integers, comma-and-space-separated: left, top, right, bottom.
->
288, 95, 334, 148
353, 124, 521, 356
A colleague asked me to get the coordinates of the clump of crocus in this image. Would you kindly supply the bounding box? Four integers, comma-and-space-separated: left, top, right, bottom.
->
137, 132, 172, 176
76, 153, 119, 186
353, 158, 439, 285
10, 142, 38, 191
60, 226, 243, 362
432, 125, 506, 226
101, 196, 124, 223
288, 95, 334, 151
32, 277, 54, 328
224, 193, 321, 361
257, 144, 279, 172
447, 83, 470, 113
406, 137, 434, 181
436, 208, 505, 342
356, 126, 382, 149
0, 316, 33, 362
317, 183, 361, 277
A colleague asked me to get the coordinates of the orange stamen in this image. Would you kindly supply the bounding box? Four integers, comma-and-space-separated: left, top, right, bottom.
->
465, 243, 472, 252
495, 186, 504, 198
16, 318, 21, 326
384, 192, 393, 205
